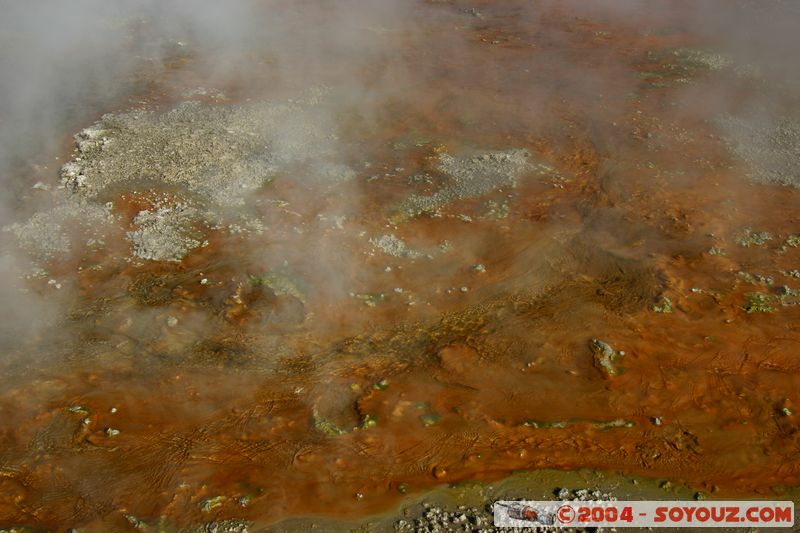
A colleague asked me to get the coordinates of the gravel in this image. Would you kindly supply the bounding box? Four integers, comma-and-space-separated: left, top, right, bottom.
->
188, 519, 250, 533
395, 487, 615, 532
370, 234, 423, 258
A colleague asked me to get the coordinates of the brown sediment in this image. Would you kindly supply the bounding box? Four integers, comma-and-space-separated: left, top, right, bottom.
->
2, 1, 800, 531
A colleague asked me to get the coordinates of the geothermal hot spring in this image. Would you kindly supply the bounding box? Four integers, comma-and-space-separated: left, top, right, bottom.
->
1, 1, 800, 531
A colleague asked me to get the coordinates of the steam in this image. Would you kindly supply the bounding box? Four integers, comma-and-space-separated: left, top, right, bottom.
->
1, 1, 800, 525
0, 0, 421, 346
1, 0, 798, 342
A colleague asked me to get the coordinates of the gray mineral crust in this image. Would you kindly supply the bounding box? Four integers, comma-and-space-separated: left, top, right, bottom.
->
394, 149, 553, 221
60, 94, 340, 206
718, 115, 800, 187
127, 203, 203, 262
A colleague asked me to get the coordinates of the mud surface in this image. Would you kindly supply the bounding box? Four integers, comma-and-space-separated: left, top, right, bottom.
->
2, 1, 800, 531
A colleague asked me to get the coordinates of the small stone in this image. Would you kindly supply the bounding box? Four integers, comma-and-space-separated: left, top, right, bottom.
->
166, 316, 178, 327
652, 295, 673, 313
420, 413, 441, 427
199, 495, 226, 512
360, 414, 379, 429
432, 466, 447, 479
589, 339, 621, 377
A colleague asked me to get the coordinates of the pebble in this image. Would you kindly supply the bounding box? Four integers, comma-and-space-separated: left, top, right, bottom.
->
394, 486, 615, 532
